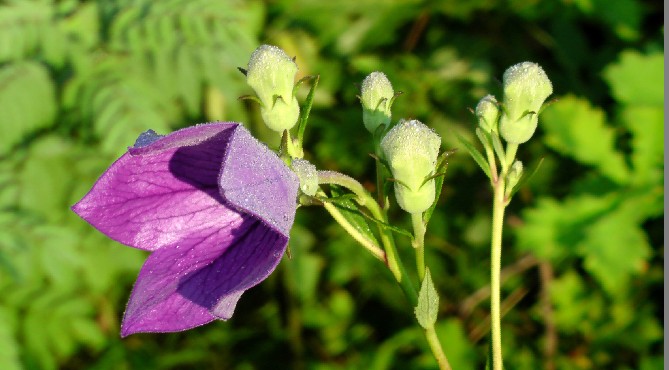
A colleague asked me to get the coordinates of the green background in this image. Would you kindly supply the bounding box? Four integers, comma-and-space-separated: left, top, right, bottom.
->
0, 0, 663, 369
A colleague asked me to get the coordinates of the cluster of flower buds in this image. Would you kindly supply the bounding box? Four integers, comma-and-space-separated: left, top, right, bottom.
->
359, 72, 443, 214
476, 62, 552, 145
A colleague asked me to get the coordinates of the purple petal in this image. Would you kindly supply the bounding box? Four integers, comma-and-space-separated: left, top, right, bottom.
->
219, 126, 299, 236
72, 123, 238, 251
121, 216, 288, 336
73, 122, 301, 336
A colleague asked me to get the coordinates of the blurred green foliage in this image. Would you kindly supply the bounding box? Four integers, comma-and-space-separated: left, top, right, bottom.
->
0, 0, 662, 369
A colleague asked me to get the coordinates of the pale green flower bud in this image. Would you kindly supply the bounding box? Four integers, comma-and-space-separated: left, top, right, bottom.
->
505, 160, 523, 192
499, 62, 553, 144
475, 95, 500, 133
381, 119, 441, 214
246, 45, 300, 132
291, 158, 318, 196
361, 72, 394, 134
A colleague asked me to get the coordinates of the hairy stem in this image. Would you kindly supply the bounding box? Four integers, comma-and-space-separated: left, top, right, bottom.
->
490, 177, 506, 370
318, 170, 368, 206
425, 326, 453, 370
411, 212, 426, 281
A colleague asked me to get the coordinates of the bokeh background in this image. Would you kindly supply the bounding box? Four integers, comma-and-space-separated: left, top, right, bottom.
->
0, 0, 663, 369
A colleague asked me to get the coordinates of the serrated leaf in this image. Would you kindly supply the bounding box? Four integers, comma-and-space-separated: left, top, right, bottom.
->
456, 132, 491, 179
603, 50, 663, 106
540, 95, 629, 184
619, 105, 664, 186
516, 195, 612, 262
414, 269, 439, 329
579, 202, 651, 295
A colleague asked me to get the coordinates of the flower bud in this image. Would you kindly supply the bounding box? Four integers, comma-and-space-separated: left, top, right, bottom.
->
380, 119, 441, 214
505, 160, 523, 192
291, 158, 318, 196
361, 72, 394, 134
475, 95, 500, 133
499, 62, 552, 144
246, 45, 300, 132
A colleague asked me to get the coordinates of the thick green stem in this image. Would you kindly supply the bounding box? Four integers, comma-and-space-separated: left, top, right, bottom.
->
425, 326, 453, 370
318, 170, 368, 207
411, 212, 426, 281
490, 178, 507, 370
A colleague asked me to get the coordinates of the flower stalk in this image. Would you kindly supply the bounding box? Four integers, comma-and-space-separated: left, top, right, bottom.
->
490, 174, 507, 370
425, 326, 453, 370
411, 212, 427, 281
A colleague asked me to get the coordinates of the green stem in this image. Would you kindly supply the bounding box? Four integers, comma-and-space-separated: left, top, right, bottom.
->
503, 143, 518, 173
490, 177, 507, 370
411, 212, 426, 281
317, 170, 368, 207
317, 171, 406, 290
375, 156, 387, 207
425, 326, 453, 370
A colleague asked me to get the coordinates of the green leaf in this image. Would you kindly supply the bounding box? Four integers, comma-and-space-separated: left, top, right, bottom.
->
603, 50, 663, 106
357, 210, 413, 239
540, 95, 629, 184
0, 62, 56, 155
619, 105, 664, 186
455, 132, 491, 179
550, 271, 604, 335
424, 149, 455, 224
296, 75, 320, 145
0, 308, 21, 370
516, 194, 612, 262
579, 202, 651, 295
490, 133, 506, 167
328, 186, 381, 249
414, 269, 439, 329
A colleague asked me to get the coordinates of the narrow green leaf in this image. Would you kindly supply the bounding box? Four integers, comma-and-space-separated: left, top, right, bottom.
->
424, 149, 455, 224
414, 269, 439, 329
491, 132, 506, 166
328, 192, 414, 238
360, 212, 414, 239
328, 186, 381, 248
297, 74, 320, 144
456, 132, 491, 179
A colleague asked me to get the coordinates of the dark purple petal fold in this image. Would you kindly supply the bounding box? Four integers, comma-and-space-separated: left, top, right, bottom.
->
121, 215, 288, 336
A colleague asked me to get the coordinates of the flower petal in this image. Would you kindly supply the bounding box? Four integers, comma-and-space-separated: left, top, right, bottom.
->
219, 127, 299, 236
72, 123, 239, 251
121, 216, 288, 336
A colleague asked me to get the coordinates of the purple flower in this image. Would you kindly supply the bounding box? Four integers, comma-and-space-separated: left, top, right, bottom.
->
72, 123, 299, 336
